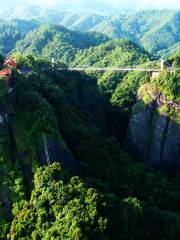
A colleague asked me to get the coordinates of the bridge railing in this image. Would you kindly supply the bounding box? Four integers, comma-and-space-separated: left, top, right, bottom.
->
56, 67, 162, 72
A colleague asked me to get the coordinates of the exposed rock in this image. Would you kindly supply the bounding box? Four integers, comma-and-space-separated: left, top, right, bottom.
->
147, 115, 169, 168
162, 120, 180, 173
126, 104, 154, 160
126, 83, 180, 174
40, 137, 83, 177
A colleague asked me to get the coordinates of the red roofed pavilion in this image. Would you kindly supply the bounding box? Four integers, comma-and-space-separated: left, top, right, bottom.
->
4, 57, 17, 68
0, 68, 12, 77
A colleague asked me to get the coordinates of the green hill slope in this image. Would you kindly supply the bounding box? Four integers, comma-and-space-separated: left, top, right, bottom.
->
0, 23, 22, 55
0, 19, 39, 55
13, 24, 108, 64
58, 10, 180, 57
73, 38, 151, 67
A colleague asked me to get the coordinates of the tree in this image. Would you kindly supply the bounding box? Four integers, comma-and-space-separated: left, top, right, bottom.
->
9, 163, 109, 240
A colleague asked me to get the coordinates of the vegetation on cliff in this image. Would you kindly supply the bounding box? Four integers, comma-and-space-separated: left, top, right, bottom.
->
0, 53, 179, 239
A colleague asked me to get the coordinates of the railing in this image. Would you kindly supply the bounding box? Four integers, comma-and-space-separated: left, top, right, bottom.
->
55, 67, 174, 72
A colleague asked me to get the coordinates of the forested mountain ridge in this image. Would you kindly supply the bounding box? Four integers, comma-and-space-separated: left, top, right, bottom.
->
0, 24, 22, 55
73, 38, 151, 67
0, 10, 179, 57
65, 10, 180, 57
12, 27, 152, 67
0, 19, 39, 55
11, 24, 109, 64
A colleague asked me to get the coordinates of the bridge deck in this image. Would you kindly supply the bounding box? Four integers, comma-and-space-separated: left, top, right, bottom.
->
57, 67, 160, 72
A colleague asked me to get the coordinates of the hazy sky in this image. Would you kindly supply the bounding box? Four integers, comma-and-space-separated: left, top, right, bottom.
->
30, 0, 180, 8
1, 0, 180, 11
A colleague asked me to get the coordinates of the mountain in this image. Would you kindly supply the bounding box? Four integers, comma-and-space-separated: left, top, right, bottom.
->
0, 0, 180, 18
73, 38, 151, 67
0, 10, 179, 57
0, 23, 22, 55
0, 19, 39, 55
13, 30, 152, 69
8, 19, 39, 33
0, 7, 179, 239
63, 10, 180, 57
13, 24, 108, 64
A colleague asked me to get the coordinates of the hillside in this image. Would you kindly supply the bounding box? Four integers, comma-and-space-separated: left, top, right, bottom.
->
68, 10, 180, 57
73, 38, 151, 67
13, 24, 108, 64
0, 19, 39, 55
0, 22, 22, 55
8, 19, 39, 33
60, 10, 180, 57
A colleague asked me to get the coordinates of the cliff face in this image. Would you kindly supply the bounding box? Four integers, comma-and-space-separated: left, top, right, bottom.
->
126, 83, 180, 174
1, 71, 106, 179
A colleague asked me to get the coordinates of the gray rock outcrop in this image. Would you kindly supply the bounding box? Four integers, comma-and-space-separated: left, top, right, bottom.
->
126, 83, 180, 174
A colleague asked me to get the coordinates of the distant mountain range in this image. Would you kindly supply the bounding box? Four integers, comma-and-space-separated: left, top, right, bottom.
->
63, 10, 180, 57
0, 0, 180, 17
0, 10, 179, 57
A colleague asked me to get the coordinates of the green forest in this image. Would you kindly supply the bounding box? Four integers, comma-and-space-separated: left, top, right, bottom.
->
0, 10, 179, 57
0, 8, 179, 240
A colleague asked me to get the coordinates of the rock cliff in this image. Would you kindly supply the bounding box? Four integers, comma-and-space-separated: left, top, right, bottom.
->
126, 83, 180, 174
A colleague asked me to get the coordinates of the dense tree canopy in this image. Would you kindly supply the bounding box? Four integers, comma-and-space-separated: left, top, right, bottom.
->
0, 14, 179, 238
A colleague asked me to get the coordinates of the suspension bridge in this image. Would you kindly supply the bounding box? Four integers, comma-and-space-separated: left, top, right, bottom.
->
54, 59, 173, 73
57, 67, 161, 72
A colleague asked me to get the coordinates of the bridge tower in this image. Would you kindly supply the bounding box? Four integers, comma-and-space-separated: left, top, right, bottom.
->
160, 58, 165, 71
52, 57, 55, 68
